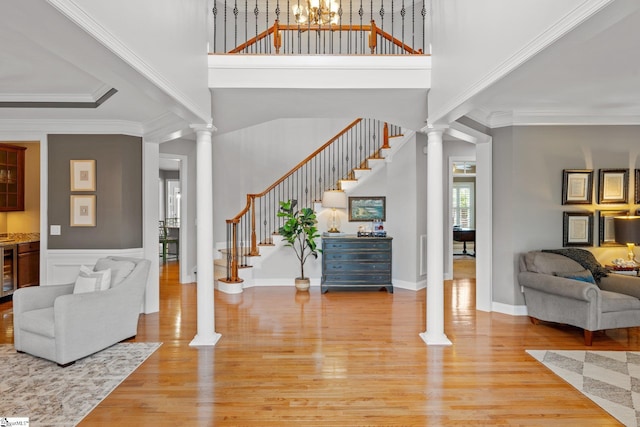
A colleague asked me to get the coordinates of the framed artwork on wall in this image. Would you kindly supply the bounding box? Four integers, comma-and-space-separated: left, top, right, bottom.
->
562, 169, 593, 204
563, 211, 593, 247
70, 159, 96, 192
635, 169, 640, 204
70, 195, 96, 227
598, 168, 628, 204
597, 210, 627, 247
348, 196, 386, 221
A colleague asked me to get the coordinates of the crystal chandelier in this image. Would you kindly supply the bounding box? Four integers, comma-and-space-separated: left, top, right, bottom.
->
292, 0, 339, 25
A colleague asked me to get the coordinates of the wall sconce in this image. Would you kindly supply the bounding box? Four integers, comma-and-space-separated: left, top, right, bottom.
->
614, 216, 640, 265
322, 190, 347, 233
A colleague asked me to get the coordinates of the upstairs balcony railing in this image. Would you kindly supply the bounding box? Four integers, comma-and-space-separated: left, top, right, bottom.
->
220, 118, 402, 284
211, 0, 427, 54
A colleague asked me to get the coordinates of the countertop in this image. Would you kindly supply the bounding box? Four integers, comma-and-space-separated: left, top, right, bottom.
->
0, 233, 40, 246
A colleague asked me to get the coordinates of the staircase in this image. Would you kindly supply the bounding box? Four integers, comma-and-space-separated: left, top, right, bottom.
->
215, 118, 413, 293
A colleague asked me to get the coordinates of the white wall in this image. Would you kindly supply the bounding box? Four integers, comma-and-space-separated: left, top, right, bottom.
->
493, 125, 640, 307
428, 0, 605, 123
212, 118, 354, 243
65, 0, 211, 120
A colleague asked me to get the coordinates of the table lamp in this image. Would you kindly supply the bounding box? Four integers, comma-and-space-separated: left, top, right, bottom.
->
614, 216, 640, 265
322, 190, 348, 233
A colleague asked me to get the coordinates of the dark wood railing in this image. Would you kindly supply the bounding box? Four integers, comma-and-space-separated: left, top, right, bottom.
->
220, 119, 402, 284
211, 0, 427, 55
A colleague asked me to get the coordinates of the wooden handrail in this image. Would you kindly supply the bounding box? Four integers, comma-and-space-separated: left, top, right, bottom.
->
228, 19, 424, 54
228, 118, 362, 224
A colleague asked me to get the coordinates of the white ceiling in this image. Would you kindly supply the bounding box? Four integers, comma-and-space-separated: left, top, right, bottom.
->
1, 2, 640, 136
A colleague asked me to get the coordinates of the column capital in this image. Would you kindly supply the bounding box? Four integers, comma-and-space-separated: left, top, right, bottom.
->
420, 123, 449, 135
190, 123, 218, 133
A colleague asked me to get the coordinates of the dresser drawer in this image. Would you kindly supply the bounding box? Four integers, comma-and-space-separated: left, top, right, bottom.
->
321, 273, 391, 284
323, 251, 390, 262
324, 261, 390, 272
323, 240, 391, 251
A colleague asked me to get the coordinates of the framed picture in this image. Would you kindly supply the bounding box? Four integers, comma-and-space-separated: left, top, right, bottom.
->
70, 159, 96, 191
70, 195, 96, 227
348, 196, 386, 221
635, 169, 640, 204
598, 168, 628, 204
597, 210, 627, 247
562, 169, 593, 204
563, 211, 593, 247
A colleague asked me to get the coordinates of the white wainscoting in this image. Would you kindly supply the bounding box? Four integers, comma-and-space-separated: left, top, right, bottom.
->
45, 248, 145, 285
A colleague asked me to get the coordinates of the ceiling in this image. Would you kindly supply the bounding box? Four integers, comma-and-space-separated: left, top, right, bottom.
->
1, 2, 640, 137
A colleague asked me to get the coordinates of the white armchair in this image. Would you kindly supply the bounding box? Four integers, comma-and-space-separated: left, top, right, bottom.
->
13, 256, 151, 366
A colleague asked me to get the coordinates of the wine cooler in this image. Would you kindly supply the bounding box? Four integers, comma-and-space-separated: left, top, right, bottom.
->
0, 245, 17, 297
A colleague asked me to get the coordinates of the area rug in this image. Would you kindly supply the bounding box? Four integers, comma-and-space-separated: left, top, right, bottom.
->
527, 350, 640, 427
0, 342, 161, 426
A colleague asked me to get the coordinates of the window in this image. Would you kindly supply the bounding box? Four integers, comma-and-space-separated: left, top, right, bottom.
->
452, 182, 474, 228
166, 179, 181, 225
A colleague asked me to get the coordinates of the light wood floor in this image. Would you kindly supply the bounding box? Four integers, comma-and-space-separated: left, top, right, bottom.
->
2, 259, 637, 426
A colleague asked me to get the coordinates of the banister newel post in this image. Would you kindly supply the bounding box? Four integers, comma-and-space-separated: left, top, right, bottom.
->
273, 20, 282, 54
382, 122, 391, 149
249, 195, 260, 256
369, 20, 377, 54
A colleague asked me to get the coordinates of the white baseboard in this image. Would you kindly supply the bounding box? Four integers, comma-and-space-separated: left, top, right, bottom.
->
492, 301, 528, 316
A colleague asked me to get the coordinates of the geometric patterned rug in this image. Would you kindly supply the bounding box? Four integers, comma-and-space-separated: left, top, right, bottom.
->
0, 342, 161, 426
527, 350, 640, 427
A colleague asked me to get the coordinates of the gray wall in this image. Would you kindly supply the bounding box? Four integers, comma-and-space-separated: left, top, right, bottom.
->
48, 134, 142, 249
493, 125, 640, 306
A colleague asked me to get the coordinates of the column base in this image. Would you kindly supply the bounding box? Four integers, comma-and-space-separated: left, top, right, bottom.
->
189, 333, 222, 347
419, 331, 452, 346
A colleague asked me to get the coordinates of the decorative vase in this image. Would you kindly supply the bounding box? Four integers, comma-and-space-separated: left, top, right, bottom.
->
295, 277, 310, 292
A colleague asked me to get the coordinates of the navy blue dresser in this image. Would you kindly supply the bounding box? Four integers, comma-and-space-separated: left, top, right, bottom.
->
321, 235, 393, 293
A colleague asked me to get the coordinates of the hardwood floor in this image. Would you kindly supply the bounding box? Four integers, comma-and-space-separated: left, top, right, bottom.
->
2, 260, 636, 425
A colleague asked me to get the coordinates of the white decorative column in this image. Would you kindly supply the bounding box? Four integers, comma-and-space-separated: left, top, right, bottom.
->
190, 124, 221, 347
420, 126, 452, 346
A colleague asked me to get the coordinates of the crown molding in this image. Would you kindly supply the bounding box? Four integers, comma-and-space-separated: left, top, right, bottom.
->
466, 109, 640, 128
427, 0, 614, 125
0, 119, 143, 135
0, 87, 117, 109
47, 0, 212, 123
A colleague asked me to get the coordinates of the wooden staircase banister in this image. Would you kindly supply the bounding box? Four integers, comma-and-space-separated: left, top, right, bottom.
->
220, 118, 400, 284
227, 19, 424, 55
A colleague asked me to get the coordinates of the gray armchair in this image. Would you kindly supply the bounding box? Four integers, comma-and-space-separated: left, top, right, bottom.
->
519, 251, 640, 345
13, 256, 151, 366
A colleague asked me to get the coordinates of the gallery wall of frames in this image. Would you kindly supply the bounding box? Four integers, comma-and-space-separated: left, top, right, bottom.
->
561, 169, 640, 247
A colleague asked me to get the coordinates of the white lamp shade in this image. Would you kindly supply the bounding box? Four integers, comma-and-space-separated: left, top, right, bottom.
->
322, 190, 348, 209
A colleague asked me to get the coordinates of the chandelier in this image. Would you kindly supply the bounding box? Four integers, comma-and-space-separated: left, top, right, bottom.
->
292, 0, 339, 25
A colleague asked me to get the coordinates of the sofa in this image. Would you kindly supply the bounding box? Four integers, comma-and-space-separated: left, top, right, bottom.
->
519, 249, 640, 345
13, 256, 151, 366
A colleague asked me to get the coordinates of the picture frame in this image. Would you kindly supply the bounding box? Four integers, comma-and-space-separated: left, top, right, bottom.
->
635, 169, 640, 204
598, 168, 628, 204
597, 210, 627, 247
348, 196, 386, 221
562, 169, 593, 205
563, 211, 593, 247
70, 159, 96, 192
70, 195, 96, 227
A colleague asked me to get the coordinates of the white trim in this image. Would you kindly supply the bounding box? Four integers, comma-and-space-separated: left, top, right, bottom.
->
47, 0, 211, 124
0, 119, 144, 136
467, 109, 640, 128
428, 0, 615, 124
0, 83, 112, 103
45, 248, 145, 285
492, 302, 528, 317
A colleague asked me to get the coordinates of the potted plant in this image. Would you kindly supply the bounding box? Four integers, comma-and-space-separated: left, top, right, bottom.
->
277, 199, 321, 291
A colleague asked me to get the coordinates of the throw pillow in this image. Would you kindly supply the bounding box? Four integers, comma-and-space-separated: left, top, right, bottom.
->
554, 269, 596, 284
73, 266, 112, 294
94, 258, 136, 287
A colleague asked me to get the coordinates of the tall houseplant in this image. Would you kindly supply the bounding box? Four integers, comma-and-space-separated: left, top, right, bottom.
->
277, 199, 321, 290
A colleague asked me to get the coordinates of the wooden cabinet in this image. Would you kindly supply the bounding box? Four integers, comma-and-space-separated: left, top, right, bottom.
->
17, 241, 39, 288
0, 144, 25, 211
321, 236, 393, 293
